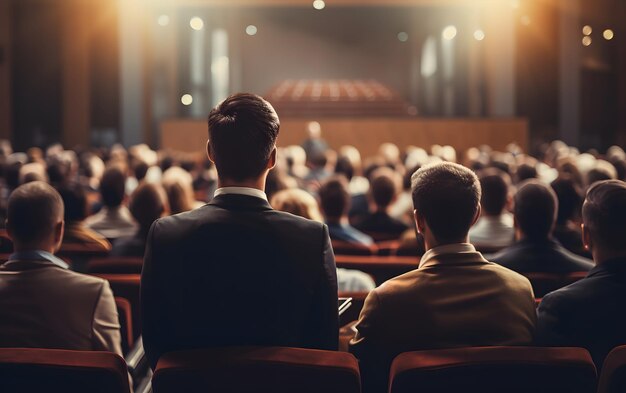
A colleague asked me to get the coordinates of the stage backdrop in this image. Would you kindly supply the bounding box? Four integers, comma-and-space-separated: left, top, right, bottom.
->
161, 117, 528, 157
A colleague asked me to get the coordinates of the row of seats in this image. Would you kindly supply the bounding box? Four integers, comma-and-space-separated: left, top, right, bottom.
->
3, 345, 626, 393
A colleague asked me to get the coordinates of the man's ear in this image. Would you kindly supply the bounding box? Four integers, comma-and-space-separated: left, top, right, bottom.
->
267, 147, 277, 170
54, 220, 65, 247
470, 204, 481, 227
582, 223, 592, 251
414, 209, 425, 234
206, 140, 214, 163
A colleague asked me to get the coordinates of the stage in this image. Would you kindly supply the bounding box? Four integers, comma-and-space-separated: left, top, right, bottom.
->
160, 117, 528, 157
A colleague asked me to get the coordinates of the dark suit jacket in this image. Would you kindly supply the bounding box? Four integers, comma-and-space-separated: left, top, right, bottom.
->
353, 211, 409, 239
536, 258, 626, 370
141, 193, 338, 368
350, 250, 536, 393
489, 238, 594, 274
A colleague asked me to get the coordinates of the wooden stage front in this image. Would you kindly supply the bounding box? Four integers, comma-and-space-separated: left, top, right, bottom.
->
161, 117, 528, 157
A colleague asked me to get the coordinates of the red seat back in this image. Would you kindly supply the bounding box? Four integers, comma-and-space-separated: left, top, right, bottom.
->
93, 274, 141, 340
152, 346, 361, 393
335, 255, 419, 285
0, 348, 130, 393
389, 346, 596, 393
332, 240, 378, 256
87, 257, 144, 274
115, 297, 134, 354
598, 345, 626, 393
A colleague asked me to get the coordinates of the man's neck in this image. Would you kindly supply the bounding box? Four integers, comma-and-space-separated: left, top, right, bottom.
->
218, 177, 265, 191
13, 244, 56, 254
592, 249, 626, 265
423, 235, 469, 252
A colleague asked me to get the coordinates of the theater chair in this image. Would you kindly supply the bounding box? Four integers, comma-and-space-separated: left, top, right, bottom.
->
0, 348, 131, 393
115, 297, 134, 355
92, 274, 141, 340
87, 257, 144, 274
598, 345, 626, 393
335, 255, 419, 285
389, 346, 597, 393
332, 240, 378, 256
152, 346, 361, 393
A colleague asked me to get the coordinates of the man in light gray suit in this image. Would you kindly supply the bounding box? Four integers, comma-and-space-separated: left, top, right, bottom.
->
0, 181, 122, 355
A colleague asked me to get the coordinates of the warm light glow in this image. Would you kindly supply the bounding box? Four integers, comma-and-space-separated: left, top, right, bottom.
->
157, 15, 170, 27
181, 94, 193, 105
582, 25, 592, 36
603, 29, 614, 40
510, 0, 520, 9
442, 25, 457, 41
190, 17, 204, 31
520, 15, 531, 26
582, 36, 592, 46
397, 32, 408, 42
246, 25, 258, 36
313, 0, 325, 10
473, 29, 485, 41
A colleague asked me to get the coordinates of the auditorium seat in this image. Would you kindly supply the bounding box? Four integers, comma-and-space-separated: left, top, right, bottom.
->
598, 345, 626, 393
115, 297, 134, 355
152, 346, 361, 393
0, 348, 131, 393
376, 240, 400, 256
332, 240, 378, 256
389, 346, 597, 393
87, 257, 144, 274
335, 255, 419, 285
58, 243, 110, 273
92, 274, 141, 340
523, 272, 588, 297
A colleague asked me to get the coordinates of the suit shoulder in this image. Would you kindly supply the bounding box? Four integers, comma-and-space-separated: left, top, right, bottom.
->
49, 268, 108, 294
483, 260, 534, 289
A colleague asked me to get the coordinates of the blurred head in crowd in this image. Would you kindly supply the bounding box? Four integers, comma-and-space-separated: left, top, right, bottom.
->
265, 168, 291, 201
162, 166, 197, 214
551, 176, 582, 225
478, 168, 511, 217
133, 160, 149, 183
513, 180, 558, 241
582, 180, 626, 262
411, 162, 481, 247
100, 166, 127, 209
515, 163, 538, 184
207, 93, 279, 186
130, 183, 168, 235
369, 167, 401, 211
18, 162, 48, 185
318, 175, 351, 223
6, 181, 64, 253
57, 184, 88, 223
271, 188, 323, 222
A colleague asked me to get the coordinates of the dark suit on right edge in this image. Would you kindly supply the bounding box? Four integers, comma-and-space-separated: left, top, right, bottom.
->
536, 257, 626, 370
141, 192, 339, 369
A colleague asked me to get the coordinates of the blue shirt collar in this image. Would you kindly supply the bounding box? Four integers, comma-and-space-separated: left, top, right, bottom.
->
8, 250, 69, 269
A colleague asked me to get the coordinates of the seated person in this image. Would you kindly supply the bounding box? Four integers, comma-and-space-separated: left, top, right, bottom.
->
469, 168, 514, 251
551, 176, 589, 257
350, 162, 536, 393
537, 180, 626, 370
319, 175, 373, 247
271, 188, 375, 292
0, 181, 121, 355
489, 180, 593, 274
57, 184, 111, 252
111, 183, 169, 257
85, 165, 138, 240
353, 168, 409, 240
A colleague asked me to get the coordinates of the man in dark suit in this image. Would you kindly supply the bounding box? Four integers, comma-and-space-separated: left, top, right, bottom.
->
536, 180, 626, 370
141, 93, 338, 368
350, 162, 536, 393
489, 180, 593, 274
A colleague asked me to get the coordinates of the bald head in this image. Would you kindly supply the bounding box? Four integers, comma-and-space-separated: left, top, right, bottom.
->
7, 181, 64, 250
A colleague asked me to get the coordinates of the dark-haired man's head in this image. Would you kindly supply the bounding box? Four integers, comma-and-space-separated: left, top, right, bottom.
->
100, 166, 127, 208
335, 156, 355, 182
57, 184, 88, 223
130, 183, 168, 235
370, 167, 400, 211
207, 93, 279, 187
319, 175, 351, 223
133, 160, 149, 183
513, 180, 558, 241
411, 162, 481, 247
582, 180, 626, 262
551, 176, 582, 225
515, 163, 538, 183
478, 168, 511, 217
6, 181, 64, 253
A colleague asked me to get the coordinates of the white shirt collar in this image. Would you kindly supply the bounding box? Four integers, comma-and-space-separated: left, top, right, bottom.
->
419, 243, 476, 268
214, 187, 268, 202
